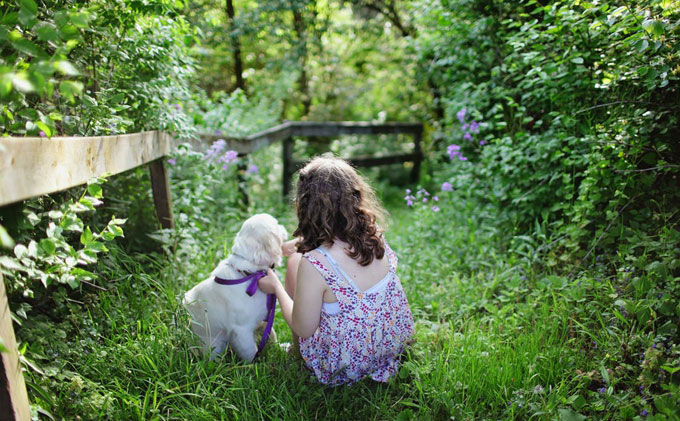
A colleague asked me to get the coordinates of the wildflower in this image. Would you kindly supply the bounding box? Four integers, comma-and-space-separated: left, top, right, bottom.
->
640, 385, 644, 393
459, 155, 468, 161
205, 139, 227, 161
246, 164, 259, 174
406, 199, 414, 207
39, 131, 46, 137
433, 196, 439, 201
167, 158, 177, 166
657, 293, 663, 299
215, 129, 222, 135
462, 123, 470, 131
406, 189, 411, 194
447, 144, 461, 160
174, 103, 181, 111
641, 410, 648, 417
533, 385, 544, 394
652, 343, 656, 349
441, 182, 454, 191
431, 205, 440, 212
422, 198, 428, 203
479, 140, 487, 146
463, 132, 473, 141
219, 150, 239, 169
599, 387, 606, 393
456, 108, 466, 124
469, 121, 480, 133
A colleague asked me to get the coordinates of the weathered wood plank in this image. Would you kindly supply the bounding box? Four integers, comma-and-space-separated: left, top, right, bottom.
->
289, 121, 423, 137
198, 122, 292, 154
291, 153, 420, 172
148, 159, 174, 229
0, 273, 31, 421
0, 131, 177, 207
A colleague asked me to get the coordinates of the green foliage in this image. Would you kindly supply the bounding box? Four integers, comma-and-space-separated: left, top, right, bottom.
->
0, 177, 125, 297
0, 0, 197, 137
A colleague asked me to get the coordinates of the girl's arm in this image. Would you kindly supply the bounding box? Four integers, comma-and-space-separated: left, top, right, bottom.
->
260, 262, 324, 338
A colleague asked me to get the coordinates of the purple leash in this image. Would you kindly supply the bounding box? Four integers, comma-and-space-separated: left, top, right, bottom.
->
214, 270, 276, 357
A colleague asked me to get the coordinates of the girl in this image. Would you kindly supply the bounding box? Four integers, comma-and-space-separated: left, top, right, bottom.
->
258, 156, 414, 385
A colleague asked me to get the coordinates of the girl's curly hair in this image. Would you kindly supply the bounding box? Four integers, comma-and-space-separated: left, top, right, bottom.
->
293, 156, 387, 266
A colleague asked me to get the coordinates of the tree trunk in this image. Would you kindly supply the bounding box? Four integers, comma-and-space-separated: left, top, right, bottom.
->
226, 0, 246, 92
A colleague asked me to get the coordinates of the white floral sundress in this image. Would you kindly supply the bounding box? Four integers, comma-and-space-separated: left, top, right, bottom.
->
298, 242, 415, 385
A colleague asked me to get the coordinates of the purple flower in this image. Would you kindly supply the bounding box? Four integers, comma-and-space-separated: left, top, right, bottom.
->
39, 131, 46, 137
167, 158, 176, 166
463, 132, 473, 141
639, 385, 644, 392
422, 198, 428, 203
479, 140, 487, 146
459, 156, 468, 161
652, 343, 656, 349
219, 150, 239, 168
599, 387, 606, 393
406, 199, 414, 207
174, 103, 181, 111
657, 293, 663, 299
246, 164, 259, 174
431, 205, 440, 212
441, 182, 453, 191
215, 129, 222, 135
462, 123, 470, 131
433, 196, 439, 201
406, 189, 411, 194
447, 144, 462, 160
205, 139, 227, 161
469, 121, 480, 133
641, 410, 648, 417
456, 108, 466, 124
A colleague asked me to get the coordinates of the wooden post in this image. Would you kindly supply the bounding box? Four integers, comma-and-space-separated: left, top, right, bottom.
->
236, 158, 249, 209
0, 273, 31, 421
148, 159, 174, 229
282, 137, 294, 198
411, 127, 423, 183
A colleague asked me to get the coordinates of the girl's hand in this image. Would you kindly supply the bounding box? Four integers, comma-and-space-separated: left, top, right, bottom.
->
258, 268, 281, 295
282, 239, 299, 257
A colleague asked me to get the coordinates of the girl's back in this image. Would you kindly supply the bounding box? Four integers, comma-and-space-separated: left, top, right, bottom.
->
298, 240, 414, 385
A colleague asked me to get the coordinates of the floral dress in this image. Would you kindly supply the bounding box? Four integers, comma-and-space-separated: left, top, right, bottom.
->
298, 242, 415, 385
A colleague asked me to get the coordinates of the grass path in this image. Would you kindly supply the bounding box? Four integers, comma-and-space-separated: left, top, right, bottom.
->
22, 195, 611, 420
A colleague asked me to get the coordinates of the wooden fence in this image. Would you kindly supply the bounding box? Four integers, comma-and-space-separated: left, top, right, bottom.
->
0, 121, 422, 419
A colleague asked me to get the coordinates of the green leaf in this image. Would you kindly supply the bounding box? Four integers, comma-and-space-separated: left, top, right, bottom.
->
80, 226, 94, 245
20, 0, 38, 15
558, 408, 586, 421
55, 60, 80, 76
0, 72, 11, 97
58, 80, 83, 103
39, 238, 56, 255
34, 22, 59, 42
35, 121, 52, 137
11, 38, 47, 58
0, 224, 14, 249
69, 12, 90, 28
570, 57, 584, 64
11, 72, 34, 93
87, 184, 103, 198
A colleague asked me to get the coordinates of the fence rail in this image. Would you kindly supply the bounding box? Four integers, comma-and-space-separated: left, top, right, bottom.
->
0, 120, 422, 418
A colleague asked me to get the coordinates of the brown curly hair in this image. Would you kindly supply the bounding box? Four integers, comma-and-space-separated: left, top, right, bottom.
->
293, 156, 387, 266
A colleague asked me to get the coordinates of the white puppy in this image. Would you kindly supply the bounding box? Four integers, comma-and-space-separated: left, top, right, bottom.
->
183, 213, 287, 361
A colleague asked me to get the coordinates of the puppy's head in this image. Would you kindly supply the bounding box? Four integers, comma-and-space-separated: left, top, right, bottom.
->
231, 213, 288, 269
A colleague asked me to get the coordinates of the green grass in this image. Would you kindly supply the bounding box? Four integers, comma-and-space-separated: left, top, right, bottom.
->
15, 183, 677, 420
